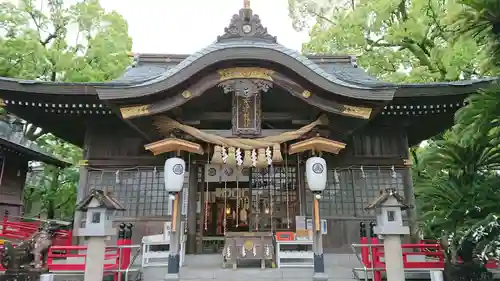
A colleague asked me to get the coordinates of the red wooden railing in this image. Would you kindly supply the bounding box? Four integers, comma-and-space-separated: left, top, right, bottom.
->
0, 240, 133, 278
358, 222, 500, 281
0, 216, 134, 281
0, 215, 72, 247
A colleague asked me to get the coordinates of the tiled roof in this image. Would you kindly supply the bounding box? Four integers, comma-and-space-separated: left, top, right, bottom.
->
365, 188, 412, 210
0, 121, 70, 167
112, 41, 393, 89
76, 189, 126, 211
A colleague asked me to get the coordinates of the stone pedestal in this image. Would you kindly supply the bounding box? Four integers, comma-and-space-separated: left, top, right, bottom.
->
83, 237, 106, 281
0, 268, 46, 281
383, 236, 405, 281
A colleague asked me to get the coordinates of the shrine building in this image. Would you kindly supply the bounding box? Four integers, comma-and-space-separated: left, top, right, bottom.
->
0, 114, 69, 217
0, 5, 495, 253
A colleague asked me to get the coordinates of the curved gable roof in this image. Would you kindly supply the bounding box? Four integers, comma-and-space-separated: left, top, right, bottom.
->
97, 41, 396, 101
96, 7, 397, 101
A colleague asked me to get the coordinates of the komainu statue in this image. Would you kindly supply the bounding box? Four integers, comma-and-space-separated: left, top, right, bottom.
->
0, 221, 61, 281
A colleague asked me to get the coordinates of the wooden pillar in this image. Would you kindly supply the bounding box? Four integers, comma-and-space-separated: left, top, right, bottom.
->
73, 129, 90, 244
248, 168, 253, 231
298, 161, 307, 216
186, 164, 198, 254
402, 132, 419, 243
403, 168, 418, 243
197, 165, 206, 254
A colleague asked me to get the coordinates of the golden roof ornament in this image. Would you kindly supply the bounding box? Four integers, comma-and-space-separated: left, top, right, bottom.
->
243, 0, 250, 9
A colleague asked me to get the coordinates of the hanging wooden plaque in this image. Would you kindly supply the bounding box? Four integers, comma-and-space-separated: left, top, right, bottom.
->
232, 92, 262, 136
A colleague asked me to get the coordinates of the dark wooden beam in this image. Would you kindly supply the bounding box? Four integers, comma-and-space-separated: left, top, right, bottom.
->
180, 112, 313, 124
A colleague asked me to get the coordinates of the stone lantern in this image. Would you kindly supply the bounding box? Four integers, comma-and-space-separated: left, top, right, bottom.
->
365, 188, 411, 281
76, 189, 125, 281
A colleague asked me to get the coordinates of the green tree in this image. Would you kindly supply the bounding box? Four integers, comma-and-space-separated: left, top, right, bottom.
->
24, 134, 82, 220
0, 0, 132, 83
453, 0, 500, 144
0, 0, 132, 220
288, 0, 486, 82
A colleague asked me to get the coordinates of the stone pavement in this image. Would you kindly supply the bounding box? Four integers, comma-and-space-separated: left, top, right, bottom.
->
142, 254, 359, 281
5, 253, 439, 281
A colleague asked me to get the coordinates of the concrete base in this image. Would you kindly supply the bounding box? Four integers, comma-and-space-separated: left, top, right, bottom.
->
313, 254, 325, 273
164, 273, 180, 281
40, 273, 55, 281
312, 272, 329, 281
167, 254, 180, 274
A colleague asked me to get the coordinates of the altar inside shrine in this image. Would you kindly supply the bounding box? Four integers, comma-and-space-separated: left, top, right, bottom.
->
201, 165, 299, 238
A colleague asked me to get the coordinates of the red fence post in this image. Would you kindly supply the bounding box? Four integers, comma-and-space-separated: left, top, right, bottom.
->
66, 228, 73, 246
122, 224, 133, 269
359, 222, 370, 267
114, 223, 126, 281
114, 223, 133, 281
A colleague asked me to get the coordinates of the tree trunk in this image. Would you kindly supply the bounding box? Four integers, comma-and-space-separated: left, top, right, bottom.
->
46, 168, 60, 220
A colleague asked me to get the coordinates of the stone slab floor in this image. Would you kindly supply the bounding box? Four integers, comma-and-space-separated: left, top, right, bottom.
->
142, 254, 361, 281
8, 253, 437, 281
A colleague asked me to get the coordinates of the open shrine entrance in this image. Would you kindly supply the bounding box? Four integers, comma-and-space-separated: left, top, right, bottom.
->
201, 165, 298, 253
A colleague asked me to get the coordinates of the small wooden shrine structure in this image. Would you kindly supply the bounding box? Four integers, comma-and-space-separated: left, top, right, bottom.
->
0, 3, 495, 253
0, 114, 69, 218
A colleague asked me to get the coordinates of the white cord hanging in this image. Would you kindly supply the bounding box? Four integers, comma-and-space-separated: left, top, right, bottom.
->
223, 179, 228, 235
251, 149, 257, 167
360, 165, 366, 178
265, 147, 272, 166
222, 147, 228, 164
115, 170, 120, 184
334, 169, 340, 183
236, 148, 243, 166
391, 165, 397, 179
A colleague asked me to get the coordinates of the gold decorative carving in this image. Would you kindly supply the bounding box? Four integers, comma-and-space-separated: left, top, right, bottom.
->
341, 105, 372, 119
144, 138, 204, 156
218, 67, 274, 82
182, 91, 192, 99
288, 137, 346, 155
0, 99, 5, 107
301, 90, 311, 99
403, 159, 412, 167
78, 160, 89, 166
120, 105, 149, 119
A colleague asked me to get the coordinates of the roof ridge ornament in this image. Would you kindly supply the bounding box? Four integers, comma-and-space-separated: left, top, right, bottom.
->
217, 3, 277, 43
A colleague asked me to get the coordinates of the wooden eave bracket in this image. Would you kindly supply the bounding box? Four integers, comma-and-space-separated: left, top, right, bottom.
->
144, 138, 204, 156
288, 136, 346, 155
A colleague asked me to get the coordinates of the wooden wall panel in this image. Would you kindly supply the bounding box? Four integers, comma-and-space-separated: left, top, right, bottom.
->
85, 121, 150, 160
322, 219, 373, 253
0, 155, 28, 206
